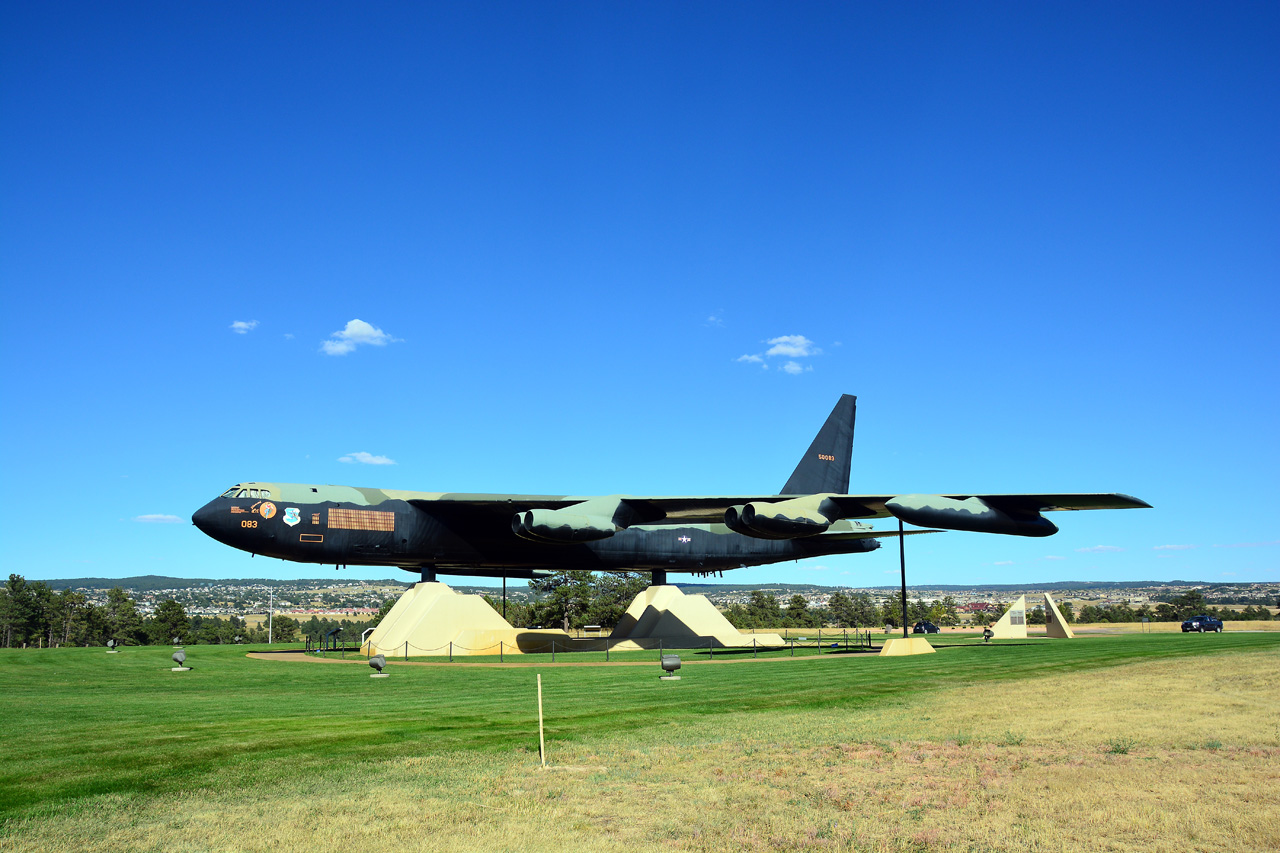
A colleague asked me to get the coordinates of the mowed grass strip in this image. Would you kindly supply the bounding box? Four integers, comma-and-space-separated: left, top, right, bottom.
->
2, 633, 1277, 851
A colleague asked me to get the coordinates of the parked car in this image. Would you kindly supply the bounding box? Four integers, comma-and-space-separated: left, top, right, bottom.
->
912, 621, 940, 634
1181, 615, 1224, 633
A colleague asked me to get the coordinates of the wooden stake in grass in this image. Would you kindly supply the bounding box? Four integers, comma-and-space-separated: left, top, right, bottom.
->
537, 673, 546, 768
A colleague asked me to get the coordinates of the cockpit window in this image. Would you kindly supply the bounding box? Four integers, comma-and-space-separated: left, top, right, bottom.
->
220, 485, 270, 499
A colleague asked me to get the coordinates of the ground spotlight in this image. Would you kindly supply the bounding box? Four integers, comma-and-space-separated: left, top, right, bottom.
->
172, 651, 190, 672
370, 654, 388, 678
106, 639, 118, 654
660, 654, 681, 680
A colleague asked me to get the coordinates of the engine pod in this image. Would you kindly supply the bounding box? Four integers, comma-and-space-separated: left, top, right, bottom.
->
724, 495, 836, 539
885, 495, 1058, 537
512, 508, 617, 543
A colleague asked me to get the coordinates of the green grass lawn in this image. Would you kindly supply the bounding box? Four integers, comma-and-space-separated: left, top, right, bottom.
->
3, 631, 1278, 829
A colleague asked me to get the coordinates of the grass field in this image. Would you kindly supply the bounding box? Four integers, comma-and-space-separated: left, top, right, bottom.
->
2, 632, 1277, 852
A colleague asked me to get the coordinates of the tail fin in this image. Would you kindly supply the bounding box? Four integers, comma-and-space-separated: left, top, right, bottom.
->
779, 394, 856, 495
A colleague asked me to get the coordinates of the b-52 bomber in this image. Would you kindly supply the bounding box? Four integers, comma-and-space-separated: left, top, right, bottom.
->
192, 395, 1150, 584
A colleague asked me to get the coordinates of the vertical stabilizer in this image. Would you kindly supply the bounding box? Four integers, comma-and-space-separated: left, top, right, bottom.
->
780, 394, 856, 495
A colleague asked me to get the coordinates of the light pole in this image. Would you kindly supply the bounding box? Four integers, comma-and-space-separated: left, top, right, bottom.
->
268, 588, 274, 644
899, 518, 908, 638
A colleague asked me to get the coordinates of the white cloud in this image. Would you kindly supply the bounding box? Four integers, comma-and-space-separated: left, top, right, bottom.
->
736, 354, 765, 364
134, 514, 183, 524
230, 320, 258, 334
781, 361, 812, 375
1154, 544, 1196, 551
765, 335, 820, 358
993, 560, 1014, 566
338, 451, 396, 465
1043, 555, 1066, 560
1076, 545, 1124, 553
283, 333, 295, 340
321, 319, 400, 355
706, 314, 725, 327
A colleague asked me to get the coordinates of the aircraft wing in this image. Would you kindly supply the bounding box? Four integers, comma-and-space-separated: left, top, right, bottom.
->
827, 492, 1152, 519
411, 492, 1149, 524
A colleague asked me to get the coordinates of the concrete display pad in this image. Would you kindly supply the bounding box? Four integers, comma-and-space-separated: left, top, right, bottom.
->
879, 636, 936, 656
170, 666, 191, 671
990, 595, 1028, 639
1043, 592, 1075, 639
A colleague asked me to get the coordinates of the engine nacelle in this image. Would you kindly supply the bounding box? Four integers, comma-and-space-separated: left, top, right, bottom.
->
512, 508, 617, 543
724, 495, 836, 539
885, 495, 1058, 537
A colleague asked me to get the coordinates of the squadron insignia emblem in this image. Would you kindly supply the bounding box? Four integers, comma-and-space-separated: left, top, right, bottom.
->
259, 501, 277, 519
678, 535, 692, 543
283, 507, 300, 527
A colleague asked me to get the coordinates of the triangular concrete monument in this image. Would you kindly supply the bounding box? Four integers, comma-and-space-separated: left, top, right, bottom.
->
1042, 592, 1075, 639
610, 585, 785, 648
989, 595, 1028, 639
362, 582, 569, 657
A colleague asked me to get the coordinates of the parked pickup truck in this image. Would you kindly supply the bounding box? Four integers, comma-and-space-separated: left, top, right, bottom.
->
1181, 615, 1224, 633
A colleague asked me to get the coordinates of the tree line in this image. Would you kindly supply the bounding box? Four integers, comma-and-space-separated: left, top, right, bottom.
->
1, 573, 400, 648
1069, 589, 1274, 623
723, 590, 963, 629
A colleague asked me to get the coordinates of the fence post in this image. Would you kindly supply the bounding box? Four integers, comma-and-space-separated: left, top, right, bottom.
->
709, 639, 713, 660
449, 641, 453, 663
500, 640, 504, 663
605, 638, 609, 662
791, 638, 795, 657
404, 641, 408, 661
552, 640, 555, 663
753, 637, 757, 659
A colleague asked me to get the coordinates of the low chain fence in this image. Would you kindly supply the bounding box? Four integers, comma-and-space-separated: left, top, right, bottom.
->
305, 629, 878, 662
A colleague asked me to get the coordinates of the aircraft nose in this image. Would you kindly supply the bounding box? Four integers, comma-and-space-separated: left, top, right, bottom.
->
192, 501, 219, 537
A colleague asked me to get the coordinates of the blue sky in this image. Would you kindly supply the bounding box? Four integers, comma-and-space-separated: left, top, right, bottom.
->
2, 2, 1276, 588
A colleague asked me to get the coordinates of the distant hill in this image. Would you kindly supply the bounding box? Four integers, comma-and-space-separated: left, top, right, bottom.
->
41, 576, 413, 591
32, 575, 1251, 595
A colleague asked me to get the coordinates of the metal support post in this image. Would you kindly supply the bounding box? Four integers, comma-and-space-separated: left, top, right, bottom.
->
900, 518, 909, 639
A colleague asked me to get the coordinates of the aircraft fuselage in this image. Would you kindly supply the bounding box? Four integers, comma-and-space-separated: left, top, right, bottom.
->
191, 482, 880, 579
